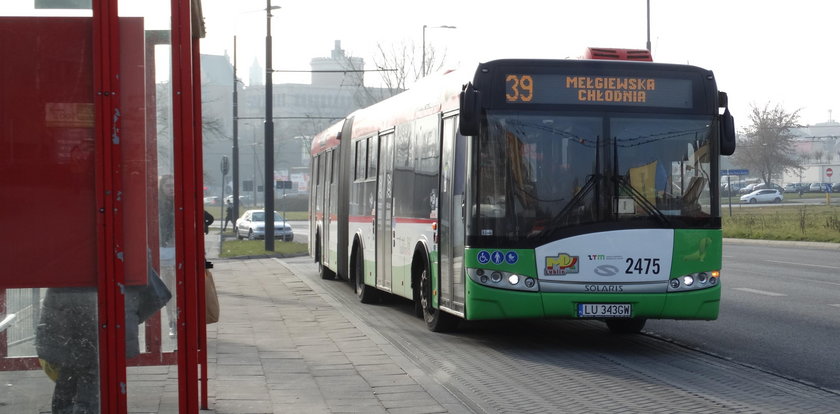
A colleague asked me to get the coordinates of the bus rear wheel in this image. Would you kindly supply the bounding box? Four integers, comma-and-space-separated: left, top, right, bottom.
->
605, 318, 646, 334
354, 249, 378, 303
419, 266, 458, 332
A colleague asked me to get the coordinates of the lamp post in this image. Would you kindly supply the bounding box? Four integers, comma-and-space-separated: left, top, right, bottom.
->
421, 24, 456, 77
264, 0, 280, 251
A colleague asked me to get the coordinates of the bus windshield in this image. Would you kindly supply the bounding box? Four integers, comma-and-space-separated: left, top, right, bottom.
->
475, 112, 715, 243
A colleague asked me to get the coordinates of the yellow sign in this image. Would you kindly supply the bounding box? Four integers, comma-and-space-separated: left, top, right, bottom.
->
566, 76, 655, 103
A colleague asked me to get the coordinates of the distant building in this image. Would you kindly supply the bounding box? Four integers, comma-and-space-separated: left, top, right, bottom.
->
200, 41, 401, 202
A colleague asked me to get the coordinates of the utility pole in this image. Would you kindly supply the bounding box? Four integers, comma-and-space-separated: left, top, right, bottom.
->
232, 36, 240, 226
646, 0, 652, 52
264, 0, 279, 250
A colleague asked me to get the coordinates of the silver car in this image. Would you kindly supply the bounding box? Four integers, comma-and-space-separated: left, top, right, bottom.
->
739, 189, 783, 204
235, 210, 294, 241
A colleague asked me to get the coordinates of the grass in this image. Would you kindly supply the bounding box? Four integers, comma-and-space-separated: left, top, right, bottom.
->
723, 204, 840, 243
219, 238, 309, 258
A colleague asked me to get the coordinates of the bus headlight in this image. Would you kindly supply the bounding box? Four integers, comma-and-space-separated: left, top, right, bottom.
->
668, 271, 720, 292
467, 268, 539, 292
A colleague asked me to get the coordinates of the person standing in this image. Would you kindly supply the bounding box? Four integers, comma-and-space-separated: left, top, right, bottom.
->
223, 200, 235, 232
158, 174, 177, 337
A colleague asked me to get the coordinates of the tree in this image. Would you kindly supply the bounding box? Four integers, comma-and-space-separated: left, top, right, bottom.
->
813, 150, 825, 164
734, 103, 803, 185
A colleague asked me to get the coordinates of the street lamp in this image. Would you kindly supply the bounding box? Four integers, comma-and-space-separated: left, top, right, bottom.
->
421, 24, 456, 77
264, 1, 280, 250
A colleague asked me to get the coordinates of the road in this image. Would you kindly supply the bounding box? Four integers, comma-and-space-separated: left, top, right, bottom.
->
646, 239, 840, 391
280, 239, 840, 412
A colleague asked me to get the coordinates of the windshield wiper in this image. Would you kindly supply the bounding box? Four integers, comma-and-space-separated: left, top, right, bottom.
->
613, 175, 671, 226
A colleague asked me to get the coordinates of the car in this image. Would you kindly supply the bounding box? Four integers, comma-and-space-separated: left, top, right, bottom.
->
784, 183, 808, 193
224, 194, 252, 205
739, 183, 760, 194
740, 189, 783, 204
234, 209, 294, 241
203, 196, 220, 205
753, 182, 784, 192
809, 182, 832, 193
833, 182, 840, 192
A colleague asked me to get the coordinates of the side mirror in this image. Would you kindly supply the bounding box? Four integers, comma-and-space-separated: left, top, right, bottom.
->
459, 82, 480, 136
720, 107, 736, 156
718, 92, 736, 156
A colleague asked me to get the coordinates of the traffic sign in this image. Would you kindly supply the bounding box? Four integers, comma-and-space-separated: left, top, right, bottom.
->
827, 168, 834, 178
220, 155, 230, 176
721, 169, 749, 175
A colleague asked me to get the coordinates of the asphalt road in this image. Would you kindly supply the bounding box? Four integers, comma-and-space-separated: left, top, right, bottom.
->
646, 239, 840, 392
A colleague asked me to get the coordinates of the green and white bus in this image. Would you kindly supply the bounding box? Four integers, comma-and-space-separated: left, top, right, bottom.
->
309, 48, 736, 332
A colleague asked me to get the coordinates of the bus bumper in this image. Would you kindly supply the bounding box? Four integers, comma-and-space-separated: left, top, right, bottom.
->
465, 278, 720, 321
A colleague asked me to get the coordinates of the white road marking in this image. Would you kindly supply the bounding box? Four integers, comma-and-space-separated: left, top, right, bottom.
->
829, 304, 840, 308
732, 287, 787, 297
765, 260, 838, 270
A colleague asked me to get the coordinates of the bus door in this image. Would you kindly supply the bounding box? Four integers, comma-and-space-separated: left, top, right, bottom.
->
323, 150, 333, 268
376, 132, 395, 292
439, 116, 466, 315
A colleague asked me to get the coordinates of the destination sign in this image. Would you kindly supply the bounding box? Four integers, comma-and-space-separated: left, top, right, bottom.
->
505, 74, 693, 108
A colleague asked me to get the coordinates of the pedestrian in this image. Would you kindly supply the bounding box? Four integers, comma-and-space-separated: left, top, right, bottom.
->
36, 286, 142, 413
223, 200, 235, 231
158, 174, 177, 337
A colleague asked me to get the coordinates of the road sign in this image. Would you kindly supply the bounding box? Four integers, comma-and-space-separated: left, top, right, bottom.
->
721, 169, 748, 175
827, 168, 834, 178
220, 155, 230, 176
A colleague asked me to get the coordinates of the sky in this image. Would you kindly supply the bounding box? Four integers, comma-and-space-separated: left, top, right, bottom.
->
196, 0, 839, 129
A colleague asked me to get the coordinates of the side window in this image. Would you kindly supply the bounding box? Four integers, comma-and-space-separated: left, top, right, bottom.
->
367, 135, 378, 180
355, 140, 366, 181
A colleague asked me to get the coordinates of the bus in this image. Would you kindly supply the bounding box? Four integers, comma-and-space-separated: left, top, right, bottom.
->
309, 48, 736, 333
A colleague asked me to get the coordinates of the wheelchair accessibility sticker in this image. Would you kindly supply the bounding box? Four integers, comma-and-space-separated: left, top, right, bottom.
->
477, 250, 519, 265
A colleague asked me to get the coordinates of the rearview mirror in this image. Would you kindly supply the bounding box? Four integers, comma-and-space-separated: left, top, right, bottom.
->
720, 107, 736, 156
718, 92, 736, 156
459, 82, 480, 136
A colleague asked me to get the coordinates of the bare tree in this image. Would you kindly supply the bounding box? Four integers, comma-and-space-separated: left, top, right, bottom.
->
813, 150, 825, 164
734, 102, 803, 185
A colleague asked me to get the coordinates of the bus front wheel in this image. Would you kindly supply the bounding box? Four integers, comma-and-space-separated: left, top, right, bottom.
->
605, 318, 646, 334
419, 266, 458, 332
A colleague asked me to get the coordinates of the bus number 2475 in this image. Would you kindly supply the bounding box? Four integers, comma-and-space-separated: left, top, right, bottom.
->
625, 257, 660, 274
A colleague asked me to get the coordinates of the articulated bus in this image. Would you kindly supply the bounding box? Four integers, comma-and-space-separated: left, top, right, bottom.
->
309, 48, 736, 332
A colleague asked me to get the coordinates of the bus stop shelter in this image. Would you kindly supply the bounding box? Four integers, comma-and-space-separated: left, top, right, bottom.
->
0, 0, 210, 412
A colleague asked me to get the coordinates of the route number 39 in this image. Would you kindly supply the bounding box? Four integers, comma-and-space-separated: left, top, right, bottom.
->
506, 74, 533, 102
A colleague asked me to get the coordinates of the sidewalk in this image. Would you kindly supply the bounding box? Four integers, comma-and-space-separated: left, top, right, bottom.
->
203, 234, 470, 413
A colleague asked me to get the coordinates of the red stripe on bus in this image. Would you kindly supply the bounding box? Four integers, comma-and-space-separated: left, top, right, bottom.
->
348, 216, 374, 223
393, 217, 436, 224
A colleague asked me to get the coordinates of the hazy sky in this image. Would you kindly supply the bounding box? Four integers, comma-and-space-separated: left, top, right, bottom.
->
197, 0, 839, 129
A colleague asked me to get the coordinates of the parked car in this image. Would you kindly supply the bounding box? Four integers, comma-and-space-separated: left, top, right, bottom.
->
235, 209, 294, 241
739, 183, 760, 194
809, 182, 832, 193
740, 189, 783, 204
784, 183, 807, 193
203, 196, 220, 205
753, 182, 784, 192
833, 182, 840, 192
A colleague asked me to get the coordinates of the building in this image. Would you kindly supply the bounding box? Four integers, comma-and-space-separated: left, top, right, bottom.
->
201, 41, 401, 204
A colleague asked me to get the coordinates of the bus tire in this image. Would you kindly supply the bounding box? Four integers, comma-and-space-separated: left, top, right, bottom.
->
419, 264, 458, 332
354, 248, 378, 303
316, 234, 335, 280
605, 318, 646, 334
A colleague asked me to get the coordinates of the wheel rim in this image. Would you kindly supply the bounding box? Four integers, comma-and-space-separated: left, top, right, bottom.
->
420, 269, 432, 315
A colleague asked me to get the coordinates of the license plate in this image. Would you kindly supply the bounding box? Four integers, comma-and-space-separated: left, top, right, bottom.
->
577, 303, 632, 318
